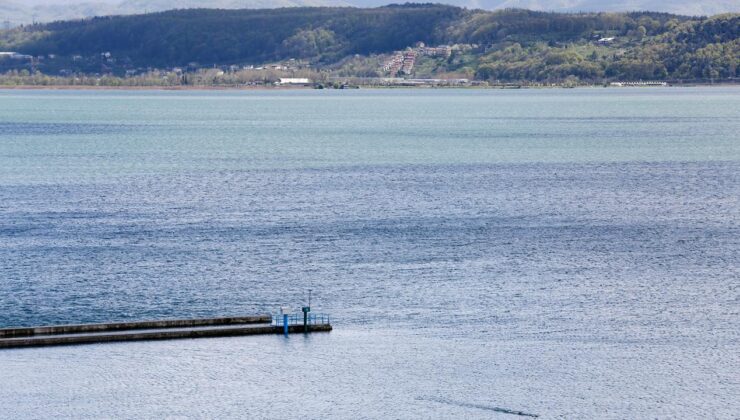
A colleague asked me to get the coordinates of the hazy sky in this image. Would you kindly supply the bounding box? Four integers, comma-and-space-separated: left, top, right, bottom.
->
18, 0, 121, 4
2, 0, 738, 25
14, 0, 740, 8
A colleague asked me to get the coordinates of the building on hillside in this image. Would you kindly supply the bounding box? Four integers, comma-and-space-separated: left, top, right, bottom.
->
382, 43, 451, 76
400, 51, 416, 75
421, 45, 452, 58
383, 52, 404, 75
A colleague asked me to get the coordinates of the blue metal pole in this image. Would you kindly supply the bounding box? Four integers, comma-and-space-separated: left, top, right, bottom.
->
283, 314, 289, 337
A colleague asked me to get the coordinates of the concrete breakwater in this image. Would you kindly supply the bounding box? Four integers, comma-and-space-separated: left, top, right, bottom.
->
0, 315, 332, 349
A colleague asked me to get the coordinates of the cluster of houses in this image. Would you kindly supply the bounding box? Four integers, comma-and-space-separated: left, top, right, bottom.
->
382, 50, 417, 76
381, 42, 454, 77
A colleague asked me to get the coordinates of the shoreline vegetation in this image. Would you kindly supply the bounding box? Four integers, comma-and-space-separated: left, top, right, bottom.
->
1, 6, 737, 86
0, 72, 737, 90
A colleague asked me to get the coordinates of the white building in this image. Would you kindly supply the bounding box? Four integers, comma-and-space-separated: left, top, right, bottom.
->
0, 52, 32, 60
277, 78, 312, 85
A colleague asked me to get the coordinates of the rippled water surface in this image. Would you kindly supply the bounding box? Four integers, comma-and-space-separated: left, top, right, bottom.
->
0, 88, 738, 419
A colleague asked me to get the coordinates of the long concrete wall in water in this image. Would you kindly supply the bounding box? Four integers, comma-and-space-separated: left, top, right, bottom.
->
0, 316, 332, 349
0, 315, 272, 338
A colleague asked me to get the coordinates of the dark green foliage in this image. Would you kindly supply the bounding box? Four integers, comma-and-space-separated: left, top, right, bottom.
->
282, 28, 344, 61
446, 9, 694, 46
6, 5, 462, 66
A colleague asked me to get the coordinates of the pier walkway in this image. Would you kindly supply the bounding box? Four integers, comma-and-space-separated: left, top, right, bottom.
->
0, 314, 332, 349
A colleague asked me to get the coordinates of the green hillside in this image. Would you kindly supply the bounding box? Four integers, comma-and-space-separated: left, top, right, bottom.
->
0, 4, 738, 83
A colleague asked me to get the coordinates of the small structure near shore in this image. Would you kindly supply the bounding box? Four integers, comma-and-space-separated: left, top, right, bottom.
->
276, 77, 312, 85
610, 81, 668, 87
0, 52, 33, 60
0, 314, 332, 349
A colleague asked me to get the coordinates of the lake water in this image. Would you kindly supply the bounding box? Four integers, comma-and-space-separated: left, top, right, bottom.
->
0, 87, 738, 418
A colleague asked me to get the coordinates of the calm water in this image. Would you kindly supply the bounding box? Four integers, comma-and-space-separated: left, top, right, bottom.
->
0, 88, 738, 418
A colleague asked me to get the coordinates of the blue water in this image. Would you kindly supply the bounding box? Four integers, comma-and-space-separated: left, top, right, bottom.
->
0, 87, 738, 418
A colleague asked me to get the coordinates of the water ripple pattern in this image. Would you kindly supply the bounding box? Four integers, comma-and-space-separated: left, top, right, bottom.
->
0, 88, 738, 419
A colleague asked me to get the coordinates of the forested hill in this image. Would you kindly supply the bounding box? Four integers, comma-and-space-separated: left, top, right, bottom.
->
1, 4, 738, 82
5, 5, 463, 65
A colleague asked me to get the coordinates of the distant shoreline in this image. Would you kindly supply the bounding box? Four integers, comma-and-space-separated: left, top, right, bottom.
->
0, 85, 313, 91
0, 82, 738, 91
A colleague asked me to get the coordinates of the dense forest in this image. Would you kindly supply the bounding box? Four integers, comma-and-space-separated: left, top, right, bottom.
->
0, 4, 738, 83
